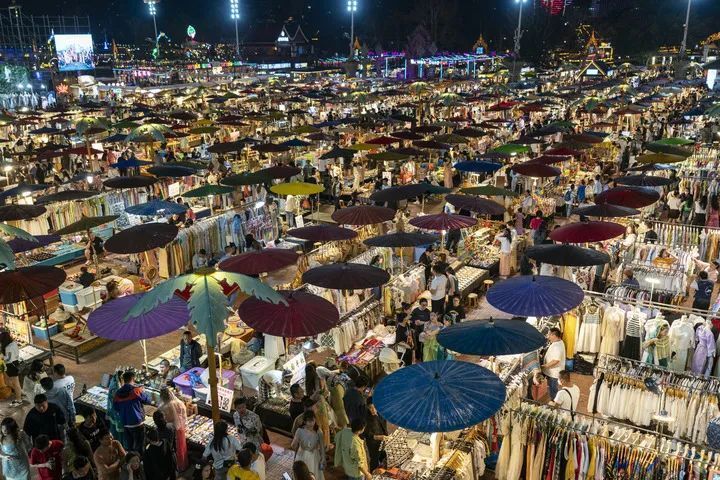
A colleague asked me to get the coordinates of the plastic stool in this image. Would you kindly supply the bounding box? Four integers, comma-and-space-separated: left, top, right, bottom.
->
467, 293, 479, 308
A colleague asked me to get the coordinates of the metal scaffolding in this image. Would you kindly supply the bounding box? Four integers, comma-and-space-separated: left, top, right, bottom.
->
0, 6, 91, 64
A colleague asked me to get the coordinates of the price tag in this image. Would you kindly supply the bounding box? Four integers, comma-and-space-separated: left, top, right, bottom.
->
216, 385, 234, 413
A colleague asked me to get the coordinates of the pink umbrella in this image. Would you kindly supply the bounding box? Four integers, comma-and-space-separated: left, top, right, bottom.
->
238, 290, 340, 337
219, 249, 299, 275
409, 213, 477, 231
511, 162, 561, 178
331, 205, 395, 225
549, 221, 626, 243
288, 225, 358, 241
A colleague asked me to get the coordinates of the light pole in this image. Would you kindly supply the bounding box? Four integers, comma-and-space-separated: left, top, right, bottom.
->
347, 0, 357, 59
679, 0, 692, 58
230, 0, 240, 58
512, 0, 527, 80
147, 1, 159, 59
513, 0, 526, 58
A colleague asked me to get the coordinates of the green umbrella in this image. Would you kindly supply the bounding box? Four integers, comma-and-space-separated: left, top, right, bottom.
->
347, 143, 376, 151
293, 125, 319, 134
75, 117, 110, 136
53, 215, 119, 236
645, 142, 693, 158
654, 137, 694, 146
367, 151, 410, 162
704, 104, 720, 117
0, 223, 37, 269
493, 144, 530, 155
434, 134, 468, 145
126, 124, 174, 143
182, 185, 234, 198
188, 126, 221, 135
112, 120, 141, 130
461, 186, 519, 197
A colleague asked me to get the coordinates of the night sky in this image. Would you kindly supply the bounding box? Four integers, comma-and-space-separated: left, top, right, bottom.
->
18, 0, 720, 57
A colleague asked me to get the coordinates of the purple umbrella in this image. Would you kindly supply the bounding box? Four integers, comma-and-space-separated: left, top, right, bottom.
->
88, 293, 190, 341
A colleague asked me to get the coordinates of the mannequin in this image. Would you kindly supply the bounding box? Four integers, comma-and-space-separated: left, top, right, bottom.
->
642, 321, 670, 367
691, 320, 716, 375
621, 306, 647, 361
669, 315, 695, 372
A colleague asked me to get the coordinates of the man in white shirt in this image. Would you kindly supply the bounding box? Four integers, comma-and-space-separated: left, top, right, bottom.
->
429, 266, 448, 314
284, 194, 298, 228
667, 188, 682, 221
542, 327, 566, 400
243, 442, 266, 480
53, 364, 75, 398
592, 175, 603, 196
521, 190, 536, 214
549, 370, 579, 414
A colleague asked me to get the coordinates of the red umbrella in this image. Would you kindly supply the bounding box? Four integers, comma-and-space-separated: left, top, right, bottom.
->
565, 133, 604, 144
595, 186, 660, 208
445, 194, 505, 215
413, 140, 451, 150
544, 147, 582, 157
219, 249, 299, 275
527, 155, 570, 165
288, 225, 358, 241
302, 263, 391, 289
0, 266, 67, 304
549, 221, 626, 243
511, 162, 561, 178
366, 136, 400, 145
409, 213, 477, 231
392, 131, 424, 140
331, 205, 395, 225
238, 290, 340, 337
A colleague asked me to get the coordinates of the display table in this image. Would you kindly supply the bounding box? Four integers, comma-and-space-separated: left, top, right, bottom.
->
255, 396, 293, 437
50, 331, 110, 364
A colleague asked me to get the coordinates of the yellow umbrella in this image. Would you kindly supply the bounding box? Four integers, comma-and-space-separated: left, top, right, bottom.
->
270, 182, 325, 196
636, 153, 686, 164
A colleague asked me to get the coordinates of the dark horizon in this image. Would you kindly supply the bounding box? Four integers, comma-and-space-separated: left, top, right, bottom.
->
16, 0, 720, 60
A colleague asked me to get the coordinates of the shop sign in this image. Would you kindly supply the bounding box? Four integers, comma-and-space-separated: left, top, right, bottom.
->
217, 385, 234, 412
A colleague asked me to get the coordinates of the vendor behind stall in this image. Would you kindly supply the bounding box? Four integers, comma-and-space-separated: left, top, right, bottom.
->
179, 332, 202, 373
149, 360, 180, 388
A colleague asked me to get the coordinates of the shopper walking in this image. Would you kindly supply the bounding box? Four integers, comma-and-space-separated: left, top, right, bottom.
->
1, 331, 23, 407
334, 418, 371, 480
202, 421, 241, 480
290, 412, 324, 480
541, 328, 566, 400
0, 417, 32, 480
112, 371, 150, 453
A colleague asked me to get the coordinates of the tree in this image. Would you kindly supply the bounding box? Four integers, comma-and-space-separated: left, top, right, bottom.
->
406, 24, 436, 58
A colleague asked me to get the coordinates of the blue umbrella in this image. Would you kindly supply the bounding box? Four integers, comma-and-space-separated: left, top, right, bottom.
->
453, 160, 503, 173
373, 360, 506, 432
110, 158, 153, 169
0, 183, 49, 202
125, 199, 187, 216
281, 138, 312, 148
437, 319, 546, 356
487, 275, 584, 316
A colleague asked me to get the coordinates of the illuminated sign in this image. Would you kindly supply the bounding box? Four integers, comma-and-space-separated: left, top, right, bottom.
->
55, 34, 95, 72
277, 30, 289, 42
187, 25, 196, 39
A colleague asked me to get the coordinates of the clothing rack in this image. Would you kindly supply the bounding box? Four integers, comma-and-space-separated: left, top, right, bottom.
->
592, 362, 714, 395
598, 353, 720, 390
584, 289, 709, 318
512, 400, 719, 460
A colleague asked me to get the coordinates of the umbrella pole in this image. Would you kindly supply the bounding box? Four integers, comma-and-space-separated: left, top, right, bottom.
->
140, 339, 148, 370
206, 341, 220, 422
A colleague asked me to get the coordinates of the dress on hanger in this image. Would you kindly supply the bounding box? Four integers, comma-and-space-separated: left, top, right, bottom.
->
691, 324, 716, 374
599, 305, 625, 355
668, 318, 695, 372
